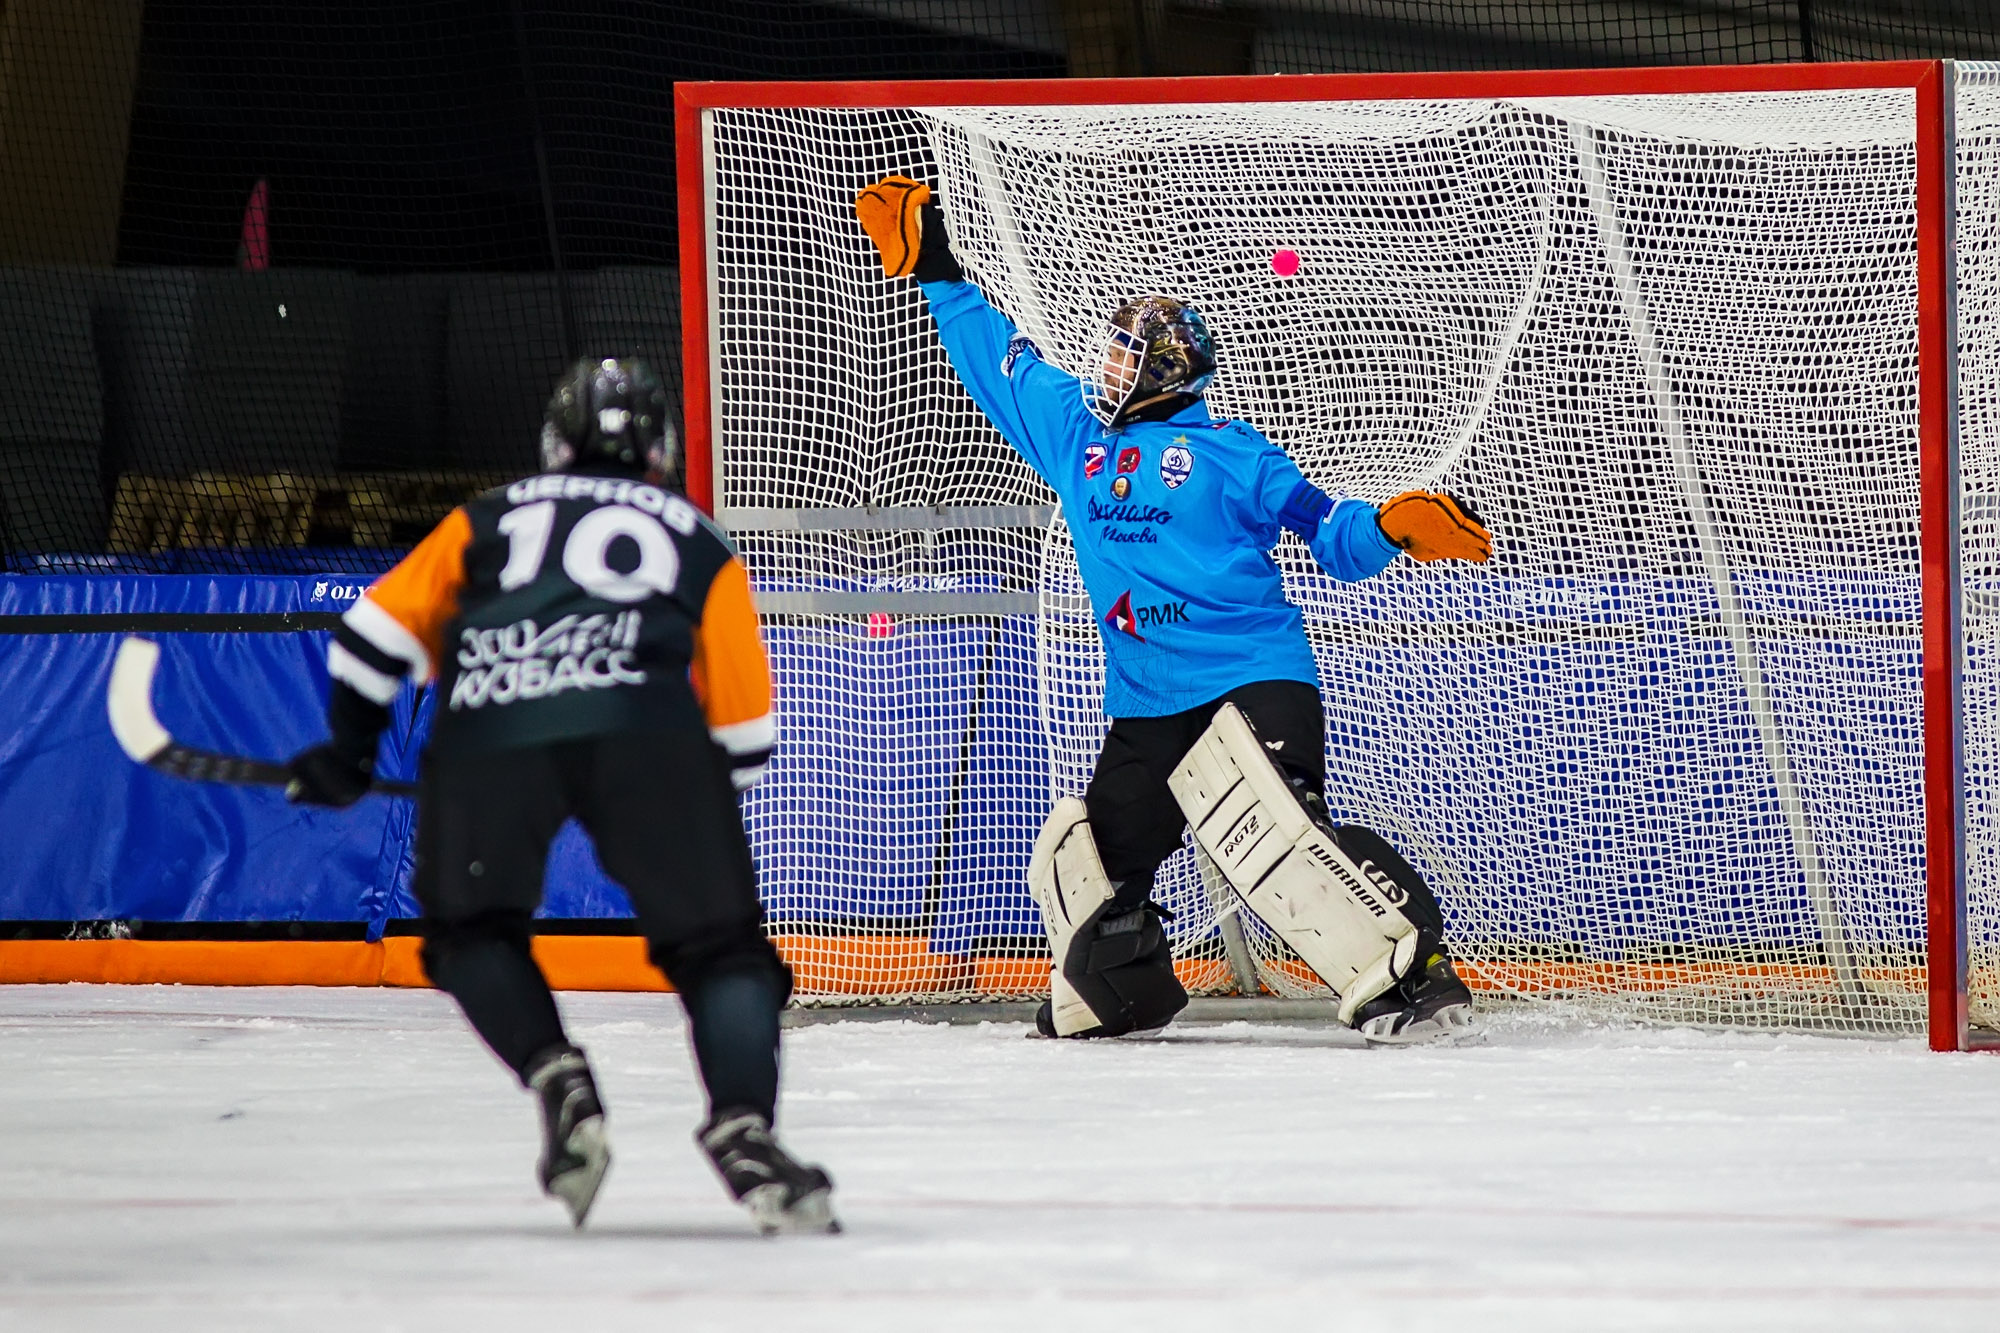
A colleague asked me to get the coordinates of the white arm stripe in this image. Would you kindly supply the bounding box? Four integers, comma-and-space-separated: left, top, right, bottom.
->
731, 764, 767, 791
343, 596, 433, 682
710, 712, 776, 756
328, 642, 404, 706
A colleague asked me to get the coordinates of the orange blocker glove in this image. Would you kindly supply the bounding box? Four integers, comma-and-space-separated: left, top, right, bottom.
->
1375, 491, 1492, 563
854, 175, 963, 282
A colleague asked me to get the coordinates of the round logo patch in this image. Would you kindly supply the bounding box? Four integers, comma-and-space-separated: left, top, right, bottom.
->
1111, 476, 1131, 500
1160, 444, 1194, 489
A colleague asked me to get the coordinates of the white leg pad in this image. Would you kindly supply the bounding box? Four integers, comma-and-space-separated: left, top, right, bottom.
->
1027, 798, 1118, 1037
1168, 704, 1420, 1025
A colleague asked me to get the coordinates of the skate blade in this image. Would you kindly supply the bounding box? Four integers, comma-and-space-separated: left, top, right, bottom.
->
743, 1183, 842, 1236
548, 1117, 611, 1228
1358, 1002, 1479, 1048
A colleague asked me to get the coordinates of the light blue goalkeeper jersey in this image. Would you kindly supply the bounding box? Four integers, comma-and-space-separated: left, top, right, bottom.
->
921, 278, 1401, 718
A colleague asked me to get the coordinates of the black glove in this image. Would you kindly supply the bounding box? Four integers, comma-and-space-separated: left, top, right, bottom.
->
911, 201, 964, 283
285, 742, 375, 808
286, 679, 391, 808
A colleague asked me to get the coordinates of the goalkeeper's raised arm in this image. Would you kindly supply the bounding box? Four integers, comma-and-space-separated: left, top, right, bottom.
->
855, 174, 1490, 716
856, 175, 1491, 1047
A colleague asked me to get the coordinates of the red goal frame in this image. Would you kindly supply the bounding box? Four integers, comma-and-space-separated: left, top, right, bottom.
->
674, 62, 1970, 1051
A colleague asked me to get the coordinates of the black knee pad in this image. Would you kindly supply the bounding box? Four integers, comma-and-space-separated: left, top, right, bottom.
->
1331, 824, 1445, 940
1063, 902, 1188, 1037
1279, 764, 1326, 803
650, 923, 793, 1008
1107, 870, 1157, 916
420, 910, 535, 984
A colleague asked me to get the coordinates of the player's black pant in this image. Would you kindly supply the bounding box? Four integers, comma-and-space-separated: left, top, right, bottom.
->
414, 728, 790, 1122
1085, 679, 1326, 911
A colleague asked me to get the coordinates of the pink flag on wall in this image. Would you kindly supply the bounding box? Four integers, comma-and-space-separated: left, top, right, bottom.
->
237, 178, 270, 270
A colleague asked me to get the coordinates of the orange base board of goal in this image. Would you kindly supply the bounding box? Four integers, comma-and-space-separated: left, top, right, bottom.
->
0, 937, 670, 992
4, 940, 1919, 1004
0, 936, 1227, 998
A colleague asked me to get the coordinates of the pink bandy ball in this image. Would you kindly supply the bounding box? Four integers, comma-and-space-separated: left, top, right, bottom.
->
866, 612, 894, 638
1271, 248, 1301, 277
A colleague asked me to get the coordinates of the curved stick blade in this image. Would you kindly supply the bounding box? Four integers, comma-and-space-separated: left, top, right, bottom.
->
108, 637, 173, 764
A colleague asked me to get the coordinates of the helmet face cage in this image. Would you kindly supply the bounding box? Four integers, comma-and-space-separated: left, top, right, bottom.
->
541, 357, 679, 478
1084, 296, 1217, 427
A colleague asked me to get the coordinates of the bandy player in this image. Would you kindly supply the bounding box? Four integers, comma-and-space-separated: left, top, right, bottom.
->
283, 358, 836, 1234
857, 176, 1492, 1044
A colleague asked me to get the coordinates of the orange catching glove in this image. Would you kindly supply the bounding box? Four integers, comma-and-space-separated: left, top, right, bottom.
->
854, 175, 932, 278
1376, 491, 1492, 563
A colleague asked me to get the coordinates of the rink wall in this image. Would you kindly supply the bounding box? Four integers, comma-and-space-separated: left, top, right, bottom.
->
0, 571, 1044, 989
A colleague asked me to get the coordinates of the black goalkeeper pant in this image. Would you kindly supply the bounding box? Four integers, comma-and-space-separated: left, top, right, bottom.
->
413, 728, 791, 1123
1085, 679, 1325, 911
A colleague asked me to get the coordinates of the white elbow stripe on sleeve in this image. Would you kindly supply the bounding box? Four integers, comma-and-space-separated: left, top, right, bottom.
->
710, 712, 776, 758
328, 641, 404, 706
712, 714, 775, 791
342, 596, 434, 683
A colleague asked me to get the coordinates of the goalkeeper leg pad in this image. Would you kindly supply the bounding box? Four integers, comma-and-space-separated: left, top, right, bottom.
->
1027, 799, 1188, 1038
1168, 704, 1421, 1025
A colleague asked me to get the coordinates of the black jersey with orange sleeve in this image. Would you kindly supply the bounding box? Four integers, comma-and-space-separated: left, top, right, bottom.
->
327, 472, 775, 783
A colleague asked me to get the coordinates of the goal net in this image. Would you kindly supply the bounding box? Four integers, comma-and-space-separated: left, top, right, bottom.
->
691, 64, 1996, 1040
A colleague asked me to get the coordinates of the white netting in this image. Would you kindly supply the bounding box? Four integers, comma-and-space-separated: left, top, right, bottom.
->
708, 82, 1982, 1033
1959, 63, 2000, 1034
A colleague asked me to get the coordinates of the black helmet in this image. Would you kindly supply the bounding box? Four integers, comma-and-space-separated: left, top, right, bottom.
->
1087, 296, 1218, 427
541, 356, 677, 477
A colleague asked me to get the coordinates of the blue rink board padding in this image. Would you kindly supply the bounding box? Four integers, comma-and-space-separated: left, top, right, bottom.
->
0, 574, 1049, 940
0, 571, 1930, 954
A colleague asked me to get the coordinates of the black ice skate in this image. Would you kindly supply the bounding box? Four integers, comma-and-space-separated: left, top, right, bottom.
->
698, 1109, 840, 1236
1351, 946, 1477, 1046
526, 1043, 611, 1227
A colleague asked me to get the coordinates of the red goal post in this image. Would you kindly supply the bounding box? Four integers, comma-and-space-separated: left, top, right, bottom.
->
675, 62, 1984, 1050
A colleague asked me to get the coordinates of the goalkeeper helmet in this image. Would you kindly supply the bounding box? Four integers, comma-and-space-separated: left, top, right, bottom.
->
1087, 296, 1217, 427
541, 356, 678, 478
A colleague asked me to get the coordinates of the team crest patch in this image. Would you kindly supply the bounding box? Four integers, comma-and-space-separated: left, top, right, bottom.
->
1117, 446, 1142, 475
1001, 334, 1040, 379
1111, 476, 1131, 500
1084, 443, 1106, 479
1160, 443, 1194, 489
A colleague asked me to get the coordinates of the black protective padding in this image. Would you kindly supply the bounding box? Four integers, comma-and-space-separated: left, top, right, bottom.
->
338, 275, 452, 471
1060, 901, 1187, 1038
1332, 823, 1445, 938
577, 270, 685, 422
1120, 392, 1202, 426
95, 269, 199, 476
0, 271, 108, 556
444, 275, 568, 471
184, 271, 357, 473
0, 270, 103, 449
0, 443, 107, 554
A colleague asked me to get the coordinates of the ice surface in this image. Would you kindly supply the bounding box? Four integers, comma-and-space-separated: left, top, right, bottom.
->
3, 985, 2000, 1332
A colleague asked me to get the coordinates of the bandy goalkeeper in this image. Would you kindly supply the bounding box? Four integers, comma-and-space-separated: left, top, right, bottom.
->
857, 176, 1492, 1045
